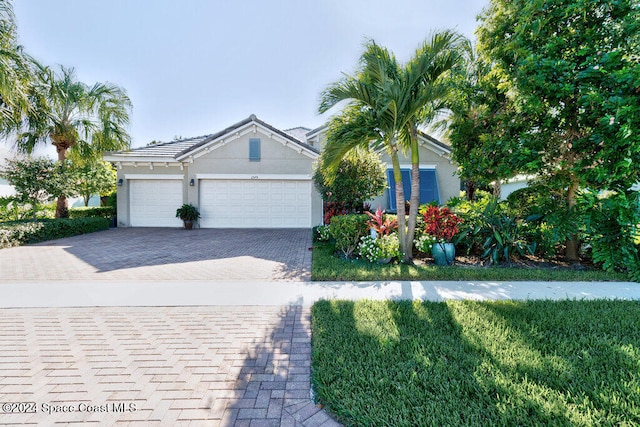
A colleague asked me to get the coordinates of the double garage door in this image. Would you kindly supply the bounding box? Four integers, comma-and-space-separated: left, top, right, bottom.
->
199, 179, 311, 228
129, 178, 311, 228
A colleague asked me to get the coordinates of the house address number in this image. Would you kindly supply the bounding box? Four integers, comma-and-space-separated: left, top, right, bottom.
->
251, 176, 259, 179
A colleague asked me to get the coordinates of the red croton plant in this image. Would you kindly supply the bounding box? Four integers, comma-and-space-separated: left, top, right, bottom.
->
366, 206, 398, 236
422, 206, 463, 243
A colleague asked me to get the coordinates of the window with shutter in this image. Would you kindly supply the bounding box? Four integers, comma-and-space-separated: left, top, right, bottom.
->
386, 168, 440, 211
249, 138, 261, 161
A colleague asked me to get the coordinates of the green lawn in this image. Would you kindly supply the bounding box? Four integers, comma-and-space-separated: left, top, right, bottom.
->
311, 300, 640, 426
311, 242, 627, 282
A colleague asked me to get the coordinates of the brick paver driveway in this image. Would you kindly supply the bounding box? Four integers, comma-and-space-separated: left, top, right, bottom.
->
0, 305, 339, 426
0, 228, 312, 281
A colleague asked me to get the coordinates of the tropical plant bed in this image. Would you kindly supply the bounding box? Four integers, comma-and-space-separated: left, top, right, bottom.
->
311, 300, 640, 426
311, 242, 626, 282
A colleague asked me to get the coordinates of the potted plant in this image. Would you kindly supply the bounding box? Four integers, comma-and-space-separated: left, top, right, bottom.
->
422, 205, 463, 266
175, 204, 200, 229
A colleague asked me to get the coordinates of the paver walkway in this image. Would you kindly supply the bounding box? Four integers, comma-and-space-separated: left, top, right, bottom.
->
0, 306, 338, 426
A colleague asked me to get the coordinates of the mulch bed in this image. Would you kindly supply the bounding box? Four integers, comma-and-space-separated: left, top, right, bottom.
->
413, 252, 597, 271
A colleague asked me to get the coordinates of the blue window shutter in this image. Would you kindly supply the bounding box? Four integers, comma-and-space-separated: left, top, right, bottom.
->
387, 170, 396, 210
249, 138, 261, 161
387, 169, 412, 211
419, 169, 440, 204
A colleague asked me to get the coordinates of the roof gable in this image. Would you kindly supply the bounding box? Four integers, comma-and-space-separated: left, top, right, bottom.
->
104, 115, 319, 163
176, 115, 318, 161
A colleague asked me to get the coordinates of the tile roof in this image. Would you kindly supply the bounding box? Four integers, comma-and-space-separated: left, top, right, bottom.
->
283, 127, 311, 144
107, 135, 212, 159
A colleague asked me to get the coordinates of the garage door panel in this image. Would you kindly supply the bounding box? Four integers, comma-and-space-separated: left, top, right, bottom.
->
130, 180, 183, 227
199, 179, 311, 228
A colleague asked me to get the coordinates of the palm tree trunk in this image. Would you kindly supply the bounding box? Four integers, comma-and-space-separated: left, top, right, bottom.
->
55, 145, 69, 219
390, 152, 408, 259
405, 126, 421, 263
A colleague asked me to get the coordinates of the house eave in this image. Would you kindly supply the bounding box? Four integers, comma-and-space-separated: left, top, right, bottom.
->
104, 154, 182, 164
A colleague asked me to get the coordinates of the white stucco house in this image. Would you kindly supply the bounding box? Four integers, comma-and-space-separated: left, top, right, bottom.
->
104, 114, 460, 228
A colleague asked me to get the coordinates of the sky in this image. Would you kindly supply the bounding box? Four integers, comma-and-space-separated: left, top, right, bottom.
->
13, 0, 488, 150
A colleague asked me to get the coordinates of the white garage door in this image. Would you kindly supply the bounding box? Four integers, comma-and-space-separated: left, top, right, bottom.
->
199, 179, 311, 228
129, 179, 183, 227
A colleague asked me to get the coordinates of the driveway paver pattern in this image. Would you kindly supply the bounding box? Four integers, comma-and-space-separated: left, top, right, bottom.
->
0, 228, 312, 281
0, 305, 339, 426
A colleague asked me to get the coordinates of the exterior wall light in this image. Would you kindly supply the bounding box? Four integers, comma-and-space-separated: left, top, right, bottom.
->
117, 179, 123, 186
189, 178, 195, 186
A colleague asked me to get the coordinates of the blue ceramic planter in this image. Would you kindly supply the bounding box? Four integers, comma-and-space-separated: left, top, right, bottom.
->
432, 242, 455, 266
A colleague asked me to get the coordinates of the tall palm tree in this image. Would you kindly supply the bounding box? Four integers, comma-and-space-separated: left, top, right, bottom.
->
398, 32, 467, 259
0, 0, 37, 130
319, 42, 415, 258
14, 66, 132, 217
319, 32, 465, 262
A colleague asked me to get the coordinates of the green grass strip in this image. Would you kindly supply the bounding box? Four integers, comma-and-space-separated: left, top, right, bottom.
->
312, 300, 640, 426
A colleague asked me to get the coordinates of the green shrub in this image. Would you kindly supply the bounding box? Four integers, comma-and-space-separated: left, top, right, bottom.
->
455, 197, 535, 264
0, 217, 109, 249
68, 206, 116, 219
104, 192, 117, 207
37, 203, 56, 219
581, 190, 640, 282
314, 146, 387, 212
506, 184, 580, 255
329, 214, 369, 258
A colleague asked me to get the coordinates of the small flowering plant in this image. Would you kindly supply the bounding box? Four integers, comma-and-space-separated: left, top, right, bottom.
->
422, 205, 463, 243
414, 234, 437, 255
358, 234, 401, 263
315, 225, 331, 242
378, 234, 401, 260
358, 235, 382, 262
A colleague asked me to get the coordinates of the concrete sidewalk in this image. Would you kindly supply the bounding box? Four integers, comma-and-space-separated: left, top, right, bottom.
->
0, 280, 638, 308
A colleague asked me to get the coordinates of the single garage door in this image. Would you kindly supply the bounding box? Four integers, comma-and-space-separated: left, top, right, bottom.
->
129, 179, 183, 227
199, 179, 311, 228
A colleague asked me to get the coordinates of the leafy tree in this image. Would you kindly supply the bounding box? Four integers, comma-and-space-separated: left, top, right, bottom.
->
69, 159, 116, 207
477, 0, 640, 262
437, 45, 518, 200
11, 66, 131, 218
319, 33, 465, 262
313, 148, 386, 213
1, 157, 72, 220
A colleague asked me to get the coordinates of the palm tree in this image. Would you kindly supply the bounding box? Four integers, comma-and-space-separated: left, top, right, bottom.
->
319, 33, 465, 262
319, 42, 414, 258
0, 0, 37, 130
398, 32, 467, 260
14, 66, 131, 218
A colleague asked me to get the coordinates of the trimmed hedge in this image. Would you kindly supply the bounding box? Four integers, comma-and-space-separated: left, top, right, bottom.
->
69, 206, 116, 219
0, 217, 109, 249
